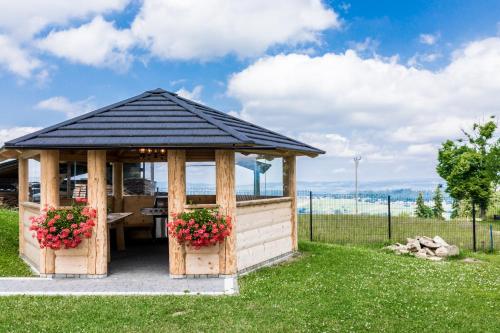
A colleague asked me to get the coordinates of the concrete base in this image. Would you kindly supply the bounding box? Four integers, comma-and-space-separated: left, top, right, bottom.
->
2, 242, 237, 296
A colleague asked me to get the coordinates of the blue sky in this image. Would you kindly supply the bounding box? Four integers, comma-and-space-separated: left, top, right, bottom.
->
0, 0, 499, 183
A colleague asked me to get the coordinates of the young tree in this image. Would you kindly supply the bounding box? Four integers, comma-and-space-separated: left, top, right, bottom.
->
437, 116, 500, 218
415, 192, 433, 218
432, 185, 445, 219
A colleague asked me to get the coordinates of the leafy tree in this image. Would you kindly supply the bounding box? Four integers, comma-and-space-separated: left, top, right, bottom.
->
415, 192, 434, 218
432, 185, 445, 219
437, 116, 500, 217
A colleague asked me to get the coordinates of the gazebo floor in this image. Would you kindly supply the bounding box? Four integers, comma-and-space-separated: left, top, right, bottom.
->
0, 242, 238, 296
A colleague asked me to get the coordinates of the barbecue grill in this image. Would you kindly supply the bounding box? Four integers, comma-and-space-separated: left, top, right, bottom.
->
140, 194, 168, 239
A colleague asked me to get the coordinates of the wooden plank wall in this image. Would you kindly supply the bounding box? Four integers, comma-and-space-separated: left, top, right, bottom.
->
236, 199, 293, 271
21, 202, 41, 270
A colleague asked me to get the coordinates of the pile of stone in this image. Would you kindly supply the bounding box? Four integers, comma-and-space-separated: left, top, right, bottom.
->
385, 236, 459, 261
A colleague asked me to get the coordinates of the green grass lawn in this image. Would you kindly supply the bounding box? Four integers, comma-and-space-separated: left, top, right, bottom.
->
0, 209, 33, 276
1, 209, 499, 332
299, 214, 500, 251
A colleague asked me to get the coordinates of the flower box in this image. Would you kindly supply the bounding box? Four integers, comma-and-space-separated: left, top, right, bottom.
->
185, 243, 220, 275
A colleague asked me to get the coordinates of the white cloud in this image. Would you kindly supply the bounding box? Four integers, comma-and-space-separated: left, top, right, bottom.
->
419, 33, 439, 45
0, 127, 42, 147
0, 0, 130, 78
131, 0, 339, 60
298, 132, 355, 157
176, 85, 203, 102
0, 34, 41, 78
229, 38, 500, 134
348, 37, 379, 53
0, 0, 339, 77
0, 0, 130, 40
37, 16, 134, 70
228, 37, 500, 174
407, 52, 442, 67
36, 96, 95, 118
405, 144, 437, 156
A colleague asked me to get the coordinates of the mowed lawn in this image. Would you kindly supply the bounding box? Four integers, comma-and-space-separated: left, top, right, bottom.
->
0, 209, 499, 332
299, 214, 500, 251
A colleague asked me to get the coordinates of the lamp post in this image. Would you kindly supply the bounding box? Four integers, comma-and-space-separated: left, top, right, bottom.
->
354, 156, 362, 215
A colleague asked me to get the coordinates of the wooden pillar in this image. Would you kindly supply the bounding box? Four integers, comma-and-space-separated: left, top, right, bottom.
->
216, 150, 237, 275
39, 150, 59, 274
18, 158, 28, 255
87, 150, 107, 275
283, 156, 298, 251
112, 162, 123, 212
168, 150, 186, 276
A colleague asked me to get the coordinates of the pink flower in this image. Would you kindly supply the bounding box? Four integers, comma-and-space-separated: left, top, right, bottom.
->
66, 213, 73, 220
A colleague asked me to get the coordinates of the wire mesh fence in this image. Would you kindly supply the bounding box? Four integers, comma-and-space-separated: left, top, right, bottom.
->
297, 191, 500, 252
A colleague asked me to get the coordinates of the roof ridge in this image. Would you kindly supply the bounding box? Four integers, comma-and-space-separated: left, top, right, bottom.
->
161, 91, 254, 144
6, 91, 153, 146
177, 96, 324, 153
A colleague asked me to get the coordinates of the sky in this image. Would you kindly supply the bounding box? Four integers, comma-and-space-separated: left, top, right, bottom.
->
0, 0, 499, 184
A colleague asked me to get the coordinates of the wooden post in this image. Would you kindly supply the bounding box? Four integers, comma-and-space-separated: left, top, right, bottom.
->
112, 162, 123, 212
87, 150, 107, 275
283, 156, 297, 251
39, 150, 60, 274
216, 150, 236, 275
18, 158, 29, 255
168, 150, 186, 277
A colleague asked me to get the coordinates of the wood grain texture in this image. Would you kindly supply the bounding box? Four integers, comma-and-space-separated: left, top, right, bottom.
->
283, 156, 298, 251
18, 158, 28, 255
87, 150, 108, 275
122, 195, 155, 226
215, 150, 236, 275
39, 150, 59, 274
22, 202, 41, 268
235, 200, 292, 271
168, 150, 186, 275
185, 244, 220, 275
112, 162, 123, 213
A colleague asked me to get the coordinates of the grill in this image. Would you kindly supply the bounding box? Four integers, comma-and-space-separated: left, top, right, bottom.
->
140, 195, 168, 239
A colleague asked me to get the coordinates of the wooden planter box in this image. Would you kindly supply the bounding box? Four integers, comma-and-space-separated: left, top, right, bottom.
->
53, 239, 89, 275
185, 244, 220, 275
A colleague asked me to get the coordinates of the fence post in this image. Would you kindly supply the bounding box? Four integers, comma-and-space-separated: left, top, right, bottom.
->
472, 202, 477, 252
309, 191, 313, 242
387, 195, 392, 240
490, 224, 494, 253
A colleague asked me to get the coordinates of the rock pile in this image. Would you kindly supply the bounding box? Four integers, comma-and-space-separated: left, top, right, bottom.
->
385, 236, 459, 261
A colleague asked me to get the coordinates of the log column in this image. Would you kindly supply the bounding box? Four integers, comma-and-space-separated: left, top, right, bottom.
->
112, 162, 123, 212
39, 150, 60, 275
283, 156, 298, 251
216, 150, 237, 275
168, 150, 186, 277
18, 157, 29, 255
112, 162, 125, 253
87, 150, 107, 276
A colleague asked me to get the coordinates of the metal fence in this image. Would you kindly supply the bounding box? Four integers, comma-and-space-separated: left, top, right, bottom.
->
297, 191, 499, 252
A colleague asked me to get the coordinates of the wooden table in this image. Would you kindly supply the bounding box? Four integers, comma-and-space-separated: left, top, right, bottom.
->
107, 212, 133, 262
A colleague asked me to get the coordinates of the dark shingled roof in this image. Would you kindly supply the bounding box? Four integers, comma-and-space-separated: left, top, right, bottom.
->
4, 88, 324, 156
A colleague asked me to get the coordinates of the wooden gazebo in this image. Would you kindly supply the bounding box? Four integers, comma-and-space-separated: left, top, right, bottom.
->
0, 88, 323, 278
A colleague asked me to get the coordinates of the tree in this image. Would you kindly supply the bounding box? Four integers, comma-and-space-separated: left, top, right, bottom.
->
432, 185, 445, 219
437, 116, 500, 218
415, 192, 434, 218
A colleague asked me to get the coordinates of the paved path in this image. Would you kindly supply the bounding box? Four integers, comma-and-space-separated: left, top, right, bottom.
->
0, 243, 237, 296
